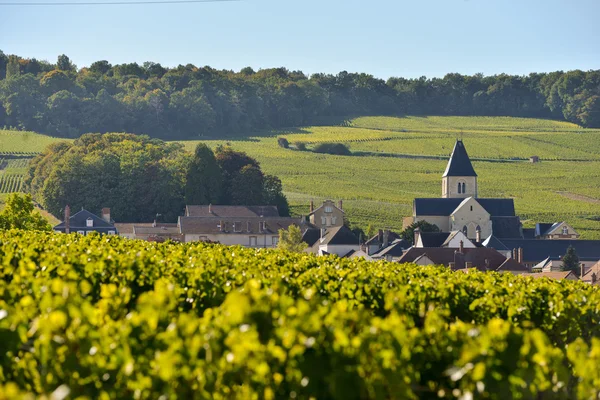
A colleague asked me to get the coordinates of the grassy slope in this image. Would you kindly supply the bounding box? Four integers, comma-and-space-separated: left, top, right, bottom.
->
2, 116, 600, 238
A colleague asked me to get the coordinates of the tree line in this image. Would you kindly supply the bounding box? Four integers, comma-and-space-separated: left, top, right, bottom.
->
25, 133, 289, 222
1, 51, 599, 139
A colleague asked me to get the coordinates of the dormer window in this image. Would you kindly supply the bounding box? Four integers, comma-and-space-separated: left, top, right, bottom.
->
324, 206, 333, 213
562, 226, 568, 235
86, 218, 93, 227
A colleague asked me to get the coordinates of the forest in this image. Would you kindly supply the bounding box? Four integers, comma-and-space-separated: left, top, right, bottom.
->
0, 51, 599, 139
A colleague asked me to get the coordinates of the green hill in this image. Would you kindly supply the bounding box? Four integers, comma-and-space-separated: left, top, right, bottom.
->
3, 116, 600, 238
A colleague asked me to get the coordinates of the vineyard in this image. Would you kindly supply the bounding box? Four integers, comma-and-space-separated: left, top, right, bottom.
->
0, 230, 599, 399
4, 116, 600, 238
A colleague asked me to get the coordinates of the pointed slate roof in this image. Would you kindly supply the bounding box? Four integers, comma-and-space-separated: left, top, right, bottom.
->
443, 140, 477, 177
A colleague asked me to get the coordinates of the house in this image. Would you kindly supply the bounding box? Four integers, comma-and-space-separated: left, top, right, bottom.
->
308, 200, 344, 229
415, 229, 477, 248
484, 238, 600, 271
307, 225, 360, 256
581, 261, 600, 284
343, 249, 373, 261
520, 271, 579, 281
396, 243, 528, 273
54, 206, 117, 235
185, 205, 280, 218
364, 229, 402, 254
370, 239, 412, 262
115, 222, 182, 242
529, 156, 540, 163
411, 140, 522, 241
522, 222, 580, 240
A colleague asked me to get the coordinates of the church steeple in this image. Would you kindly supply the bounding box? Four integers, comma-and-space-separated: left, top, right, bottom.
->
442, 140, 478, 198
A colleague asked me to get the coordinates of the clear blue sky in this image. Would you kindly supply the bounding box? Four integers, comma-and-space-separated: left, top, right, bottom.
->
1, 0, 598, 79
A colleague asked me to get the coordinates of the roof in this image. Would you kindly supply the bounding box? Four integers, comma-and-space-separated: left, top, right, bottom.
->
179, 216, 301, 235
318, 225, 359, 246
535, 222, 560, 237
442, 140, 477, 177
397, 247, 517, 271
371, 239, 412, 258
185, 205, 280, 218
365, 230, 402, 246
581, 261, 600, 283
482, 235, 510, 251
54, 209, 116, 231
114, 222, 178, 235
413, 198, 516, 217
496, 258, 529, 273
343, 249, 372, 260
487, 239, 600, 263
302, 227, 321, 247
419, 232, 451, 247
522, 228, 536, 239
490, 216, 523, 238
520, 271, 576, 280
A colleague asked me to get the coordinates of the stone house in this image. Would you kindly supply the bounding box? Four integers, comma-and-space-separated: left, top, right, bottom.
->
308, 200, 344, 229
54, 206, 118, 235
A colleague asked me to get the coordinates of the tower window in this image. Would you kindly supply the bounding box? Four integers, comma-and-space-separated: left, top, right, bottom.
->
458, 182, 462, 194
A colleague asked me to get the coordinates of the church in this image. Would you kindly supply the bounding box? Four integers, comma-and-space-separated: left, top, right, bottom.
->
411, 140, 522, 241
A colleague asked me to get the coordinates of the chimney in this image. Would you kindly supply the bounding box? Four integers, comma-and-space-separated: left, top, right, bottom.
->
378, 229, 383, 244
64, 205, 71, 234
383, 230, 390, 248
475, 226, 481, 243
338, 200, 343, 211
592, 273, 597, 284
414, 227, 421, 246
518, 247, 523, 264
101, 208, 111, 223
581, 263, 585, 279
459, 240, 464, 254
512, 248, 517, 260
309, 200, 314, 213
209, 204, 212, 214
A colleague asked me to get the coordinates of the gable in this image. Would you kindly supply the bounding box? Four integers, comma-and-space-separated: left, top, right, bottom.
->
451, 197, 490, 218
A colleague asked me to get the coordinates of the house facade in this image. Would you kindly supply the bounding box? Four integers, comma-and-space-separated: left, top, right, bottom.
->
54, 206, 118, 235
308, 200, 344, 229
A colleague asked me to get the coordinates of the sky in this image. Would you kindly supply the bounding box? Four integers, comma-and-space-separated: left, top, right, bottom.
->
1, 0, 599, 79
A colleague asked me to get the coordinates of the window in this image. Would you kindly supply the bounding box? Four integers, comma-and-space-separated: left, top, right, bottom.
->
470, 206, 473, 211
86, 218, 93, 227
321, 216, 327, 226
249, 236, 257, 246
247, 221, 251, 232
108, 230, 115, 235
234, 221, 242, 232
562, 226, 568, 235
458, 182, 462, 194
462, 226, 468, 235
325, 206, 333, 213
77, 230, 85, 235
332, 216, 337, 225
462, 182, 466, 194
272, 236, 278, 246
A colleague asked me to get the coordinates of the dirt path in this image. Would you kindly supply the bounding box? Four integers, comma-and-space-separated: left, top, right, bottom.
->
556, 191, 600, 204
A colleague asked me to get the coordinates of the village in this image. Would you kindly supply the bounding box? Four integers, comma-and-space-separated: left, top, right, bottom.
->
50, 140, 600, 284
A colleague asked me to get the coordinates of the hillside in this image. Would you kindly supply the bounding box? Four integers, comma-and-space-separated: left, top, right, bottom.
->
3, 116, 600, 238
1, 230, 599, 399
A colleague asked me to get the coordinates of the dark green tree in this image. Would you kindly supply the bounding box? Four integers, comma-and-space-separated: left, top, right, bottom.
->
561, 246, 581, 277
401, 220, 440, 244
0, 193, 51, 231
230, 165, 264, 205
263, 175, 290, 216
184, 143, 223, 205
56, 54, 76, 72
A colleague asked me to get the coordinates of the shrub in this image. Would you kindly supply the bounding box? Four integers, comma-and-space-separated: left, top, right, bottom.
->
313, 142, 351, 156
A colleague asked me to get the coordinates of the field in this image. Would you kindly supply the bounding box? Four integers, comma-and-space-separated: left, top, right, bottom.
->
2, 116, 600, 238
1, 230, 600, 399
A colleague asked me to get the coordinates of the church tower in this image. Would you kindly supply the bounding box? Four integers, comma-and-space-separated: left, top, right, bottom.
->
442, 140, 478, 198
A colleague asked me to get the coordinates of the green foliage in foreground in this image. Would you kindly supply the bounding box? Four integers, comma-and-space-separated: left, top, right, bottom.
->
1, 231, 600, 399
0, 193, 50, 230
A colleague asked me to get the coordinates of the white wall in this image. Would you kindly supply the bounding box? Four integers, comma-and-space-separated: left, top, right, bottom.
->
185, 233, 280, 248
319, 244, 360, 257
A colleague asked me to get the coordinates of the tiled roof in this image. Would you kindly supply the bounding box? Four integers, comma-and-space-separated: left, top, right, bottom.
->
496, 258, 529, 273
54, 209, 116, 232
520, 271, 576, 280
490, 216, 523, 238
443, 140, 477, 177
302, 227, 321, 247
185, 205, 280, 218
581, 261, 600, 283
413, 198, 516, 217
487, 239, 600, 263
419, 232, 451, 247
365, 231, 401, 246
371, 239, 411, 258
179, 216, 301, 235
397, 247, 518, 271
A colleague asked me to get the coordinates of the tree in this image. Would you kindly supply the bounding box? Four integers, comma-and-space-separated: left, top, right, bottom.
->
561, 246, 581, 277
277, 137, 289, 148
277, 225, 307, 252
89, 60, 112, 75
184, 143, 223, 205
230, 165, 264, 205
56, 54, 76, 72
0, 193, 51, 231
263, 175, 290, 216
401, 220, 440, 244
